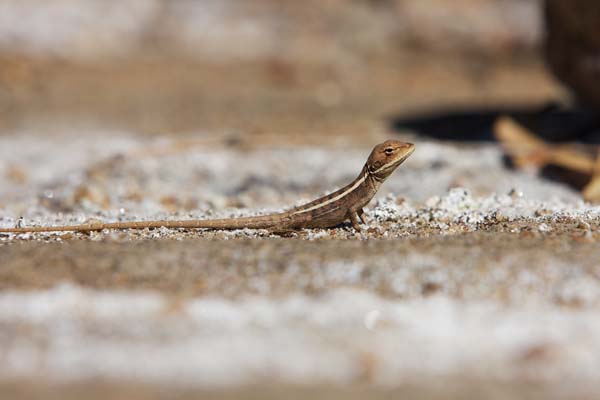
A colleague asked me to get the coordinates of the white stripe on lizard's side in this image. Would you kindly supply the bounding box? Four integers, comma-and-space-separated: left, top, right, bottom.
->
291, 172, 368, 215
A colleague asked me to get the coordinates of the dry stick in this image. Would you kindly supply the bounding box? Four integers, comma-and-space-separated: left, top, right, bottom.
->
494, 116, 596, 173
494, 115, 600, 202
0, 140, 415, 234
582, 151, 600, 202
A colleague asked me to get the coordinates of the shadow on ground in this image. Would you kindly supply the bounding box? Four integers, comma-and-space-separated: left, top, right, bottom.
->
390, 103, 600, 143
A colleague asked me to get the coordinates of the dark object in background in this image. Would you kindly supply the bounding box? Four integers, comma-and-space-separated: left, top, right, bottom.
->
545, 0, 600, 114
393, 0, 600, 143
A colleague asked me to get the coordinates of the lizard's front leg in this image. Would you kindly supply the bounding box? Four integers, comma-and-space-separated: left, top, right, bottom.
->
357, 208, 367, 224
349, 211, 362, 231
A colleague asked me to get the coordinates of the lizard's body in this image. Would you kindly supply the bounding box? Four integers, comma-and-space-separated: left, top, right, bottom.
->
0, 140, 414, 234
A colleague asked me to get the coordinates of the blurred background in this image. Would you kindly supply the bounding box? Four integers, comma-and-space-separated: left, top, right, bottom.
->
0, 0, 588, 138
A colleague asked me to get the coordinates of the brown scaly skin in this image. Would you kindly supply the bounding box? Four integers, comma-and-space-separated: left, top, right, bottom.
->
0, 140, 415, 234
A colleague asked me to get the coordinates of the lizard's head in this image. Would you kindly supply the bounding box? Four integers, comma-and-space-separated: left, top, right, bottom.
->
366, 140, 415, 181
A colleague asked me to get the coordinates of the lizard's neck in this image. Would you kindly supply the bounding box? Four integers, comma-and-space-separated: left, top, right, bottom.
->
362, 165, 380, 189
361, 165, 383, 199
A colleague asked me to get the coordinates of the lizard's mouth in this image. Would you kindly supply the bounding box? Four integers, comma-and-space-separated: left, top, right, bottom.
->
391, 145, 415, 167
399, 145, 415, 162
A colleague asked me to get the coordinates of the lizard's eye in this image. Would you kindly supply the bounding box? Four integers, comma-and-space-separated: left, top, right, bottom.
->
384, 148, 394, 155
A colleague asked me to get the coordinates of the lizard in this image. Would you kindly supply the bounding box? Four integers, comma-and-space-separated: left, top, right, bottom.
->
0, 140, 415, 234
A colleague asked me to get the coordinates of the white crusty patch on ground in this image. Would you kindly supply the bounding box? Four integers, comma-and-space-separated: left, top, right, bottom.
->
0, 132, 581, 218
1, 187, 598, 241
369, 188, 600, 229
0, 284, 598, 387
0, 132, 596, 240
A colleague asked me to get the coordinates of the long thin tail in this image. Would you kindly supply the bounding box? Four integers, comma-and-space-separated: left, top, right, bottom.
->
0, 214, 284, 233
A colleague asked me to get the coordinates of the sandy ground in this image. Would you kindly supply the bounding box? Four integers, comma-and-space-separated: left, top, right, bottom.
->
1, 132, 600, 399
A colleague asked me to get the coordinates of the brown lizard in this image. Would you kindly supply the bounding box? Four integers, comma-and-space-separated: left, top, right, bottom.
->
0, 140, 415, 234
